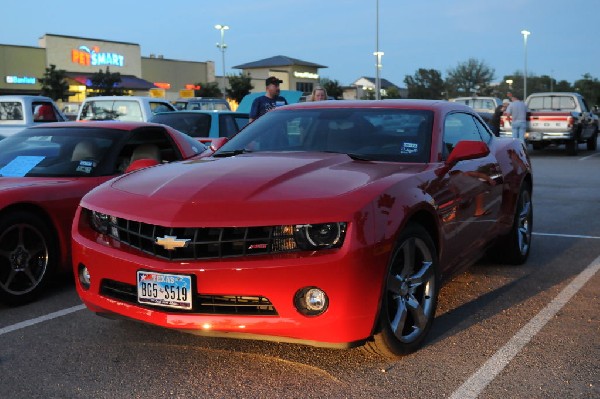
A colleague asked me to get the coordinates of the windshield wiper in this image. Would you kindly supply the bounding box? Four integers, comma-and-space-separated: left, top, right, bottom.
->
213, 149, 252, 158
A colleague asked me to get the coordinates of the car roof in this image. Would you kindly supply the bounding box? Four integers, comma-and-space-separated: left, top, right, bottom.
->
154, 110, 248, 117
81, 96, 171, 102
27, 121, 165, 131
280, 99, 470, 112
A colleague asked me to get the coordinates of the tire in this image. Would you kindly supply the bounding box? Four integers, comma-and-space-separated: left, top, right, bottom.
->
566, 139, 578, 156
0, 212, 57, 305
491, 184, 533, 265
586, 131, 598, 151
363, 224, 439, 358
531, 142, 544, 151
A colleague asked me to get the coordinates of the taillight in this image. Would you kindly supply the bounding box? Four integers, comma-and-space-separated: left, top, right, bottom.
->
567, 116, 574, 128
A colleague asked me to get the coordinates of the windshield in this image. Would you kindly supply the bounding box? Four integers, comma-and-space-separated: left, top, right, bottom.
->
0, 127, 119, 177
215, 108, 433, 163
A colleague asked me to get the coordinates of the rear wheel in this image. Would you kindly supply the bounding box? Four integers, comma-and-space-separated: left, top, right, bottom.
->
0, 212, 57, 305
363, 224, 439, 358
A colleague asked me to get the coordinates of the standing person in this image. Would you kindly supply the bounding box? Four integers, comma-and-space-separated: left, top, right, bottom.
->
249, 76, 288, 123
505, 94, 528, 144
309, 86, 328, 102
489, 99, 510, 137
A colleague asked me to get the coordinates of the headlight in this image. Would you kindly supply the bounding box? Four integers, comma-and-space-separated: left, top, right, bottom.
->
293, 222, 346, 250
90, 210, 110, 234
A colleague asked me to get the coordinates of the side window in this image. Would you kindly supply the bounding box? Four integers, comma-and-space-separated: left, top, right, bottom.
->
443, 112, 482, 157
219, 115, 239, 138
473, 116, 493, 142
151, 102, 174, 114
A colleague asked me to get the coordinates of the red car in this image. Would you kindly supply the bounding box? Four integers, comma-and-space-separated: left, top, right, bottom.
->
0, 121, 206, 305
72, 100, 533, 357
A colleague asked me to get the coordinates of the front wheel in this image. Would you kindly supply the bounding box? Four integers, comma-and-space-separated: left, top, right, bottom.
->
363, 224, 439, 358
0, 212, 57, 305
586, 131, 598, 151
490, 184, 533, 265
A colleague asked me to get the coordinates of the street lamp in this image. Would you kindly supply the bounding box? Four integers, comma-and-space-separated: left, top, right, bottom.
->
374, 0, 382, 100
374, 51, 384, 99
215, 24, 229, 99
521, 30, 530, 99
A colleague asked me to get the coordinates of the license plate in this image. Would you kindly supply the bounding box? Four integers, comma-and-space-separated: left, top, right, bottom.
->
137, 271, 193, 310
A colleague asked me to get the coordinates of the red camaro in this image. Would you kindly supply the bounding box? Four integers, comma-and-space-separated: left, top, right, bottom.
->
72, 100, 533, 357
0, 121, 206, 305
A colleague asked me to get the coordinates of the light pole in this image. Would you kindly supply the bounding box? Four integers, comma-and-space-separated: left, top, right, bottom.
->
521, 30, 530, 99
374, 0, 381, 100
374, 51, 384, 99
215, 24, 229, 99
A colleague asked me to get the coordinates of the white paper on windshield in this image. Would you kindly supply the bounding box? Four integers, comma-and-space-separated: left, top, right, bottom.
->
0, 156, 45, 177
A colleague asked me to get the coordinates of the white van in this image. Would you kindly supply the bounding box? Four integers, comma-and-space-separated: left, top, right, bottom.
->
77, 96, 176, 122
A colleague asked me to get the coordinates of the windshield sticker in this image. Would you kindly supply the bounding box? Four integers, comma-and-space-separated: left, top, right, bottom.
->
76, 160, 96, 174
400, 142, 418, 154
0, 156, 45, 177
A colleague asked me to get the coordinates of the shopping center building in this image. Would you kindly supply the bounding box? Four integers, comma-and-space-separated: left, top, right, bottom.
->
0, 33, 328, 103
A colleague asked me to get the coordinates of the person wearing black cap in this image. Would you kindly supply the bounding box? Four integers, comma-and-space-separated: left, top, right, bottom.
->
249, 76, 288, 122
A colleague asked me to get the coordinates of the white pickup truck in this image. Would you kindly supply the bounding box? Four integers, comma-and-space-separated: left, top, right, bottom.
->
501, 92, 598, 155
0, 95, 68, 139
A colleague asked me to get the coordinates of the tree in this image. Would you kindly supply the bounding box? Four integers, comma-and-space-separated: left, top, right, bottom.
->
382, 86, 402, 99
320, 78, 344, 99
90, 67, 123, 96
39, 64, 69, 101
226, 73, 253, 103
446, 58, 495, 98
194, 82, 222, 98
574, 73, 600, 107
404, 68, 445, 99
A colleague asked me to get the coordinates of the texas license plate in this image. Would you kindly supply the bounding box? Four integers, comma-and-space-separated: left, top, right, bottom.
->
137, 271, 193, 310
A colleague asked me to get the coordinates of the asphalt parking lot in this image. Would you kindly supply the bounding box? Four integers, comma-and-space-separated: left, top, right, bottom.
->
1, 145, 599, 399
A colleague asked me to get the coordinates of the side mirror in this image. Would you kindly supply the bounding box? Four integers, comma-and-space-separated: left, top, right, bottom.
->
446, 140, 490, 166
209, 137, 229, 152
436, 140, 490, 177
125, 158, 160, 173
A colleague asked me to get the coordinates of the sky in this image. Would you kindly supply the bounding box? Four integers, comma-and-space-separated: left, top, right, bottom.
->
2, 0, 599, 88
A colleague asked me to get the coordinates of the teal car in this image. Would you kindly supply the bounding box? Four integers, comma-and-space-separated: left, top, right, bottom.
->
150, 110, 249, 142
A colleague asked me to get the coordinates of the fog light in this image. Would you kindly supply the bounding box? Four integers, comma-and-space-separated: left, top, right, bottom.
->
294, 287, 328, 316
78, 264, 91, 290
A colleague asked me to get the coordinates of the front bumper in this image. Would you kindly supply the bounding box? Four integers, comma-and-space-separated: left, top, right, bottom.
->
72, 226, 389, 348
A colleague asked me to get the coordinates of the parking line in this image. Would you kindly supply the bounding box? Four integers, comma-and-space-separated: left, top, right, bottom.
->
533, 232, 600, 239
0, 304, 85, 336
450, 254, 600, 399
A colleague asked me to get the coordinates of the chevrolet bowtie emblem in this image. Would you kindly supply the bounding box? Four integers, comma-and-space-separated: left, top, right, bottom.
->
155, 235, 190, 250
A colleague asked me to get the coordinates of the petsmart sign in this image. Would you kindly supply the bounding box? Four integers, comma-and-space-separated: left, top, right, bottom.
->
72, 45, 125, 67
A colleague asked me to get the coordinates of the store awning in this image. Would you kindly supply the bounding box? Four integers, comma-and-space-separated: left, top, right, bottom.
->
65, 73, 157, 90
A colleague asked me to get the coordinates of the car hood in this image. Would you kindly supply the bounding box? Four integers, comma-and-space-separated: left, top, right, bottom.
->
84, 153, 428, 225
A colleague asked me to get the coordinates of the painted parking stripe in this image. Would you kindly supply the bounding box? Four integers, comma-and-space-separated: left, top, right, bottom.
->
533, 232, 600, 239
0, 304, 85, 336
450, 254, 600, 399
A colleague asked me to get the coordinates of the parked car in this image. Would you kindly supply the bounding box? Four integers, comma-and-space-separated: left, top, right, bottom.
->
173, 97, 231, 111
0, 121, 207, 305
450, 96, 502, 126
150, 110, 249, 141
0, 95, 68, 139
501, 92, 598, 155
72, 100, 533, 357
76, 96, 176, 122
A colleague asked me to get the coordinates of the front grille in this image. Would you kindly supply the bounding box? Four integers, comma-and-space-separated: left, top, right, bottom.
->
100, 279, 278, 315
107, 217, 296, 261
